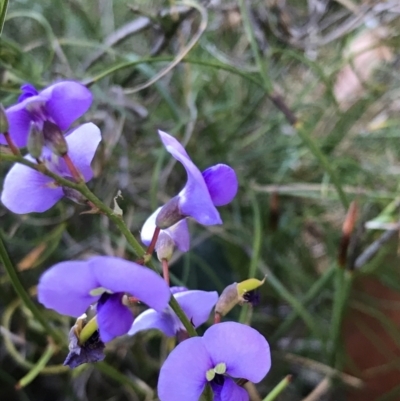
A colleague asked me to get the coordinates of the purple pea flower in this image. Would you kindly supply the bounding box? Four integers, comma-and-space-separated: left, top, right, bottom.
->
1, 122, 101, 214
141, 207, 190, 260
156, 131, 238, 229
129, 287, 218, 337
0, 82, 92, 148
158, 322, 271, 401
37, 256, 171, 342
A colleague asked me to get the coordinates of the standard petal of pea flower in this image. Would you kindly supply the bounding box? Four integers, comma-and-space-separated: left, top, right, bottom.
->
0, 82, 92, 148
155, 131, 238, 229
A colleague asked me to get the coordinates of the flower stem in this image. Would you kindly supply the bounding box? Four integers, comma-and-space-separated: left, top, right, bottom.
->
162, 258, 170, 286
3, 132, 20, 156
169, 295, 197, 337
0, 233, 64, 345
62, 153, 83, 182
262, 375, 292, 401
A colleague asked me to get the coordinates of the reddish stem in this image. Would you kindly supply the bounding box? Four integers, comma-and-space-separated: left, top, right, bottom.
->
3, 132, 20, 156
146, 226, 161, 256
162, 258, 170, 286
62, 153, 83, 182
214, 312, 221, 324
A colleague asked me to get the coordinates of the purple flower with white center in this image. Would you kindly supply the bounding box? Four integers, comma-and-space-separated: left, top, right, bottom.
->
38, 256, 171, 343
129, 287, 218, 337
0, 81, 92, 148
141, 207, 190, 260
1, 122, 101, 214
156, 131, 238, 229
158, 322, 271, 401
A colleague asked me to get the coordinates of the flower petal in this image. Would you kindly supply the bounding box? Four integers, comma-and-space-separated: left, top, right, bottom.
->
1, 159, 63, 214
128, 308, 176, 337
203, 322, 271, 382
142, 207, 190, 252
42, 81, 92, 130
175, 290, 218, 328
158, 337, 212, 401
64, 123, 101, 182
38, 260, 99, 317
0, 102, 32, 147
18, 83, 39, 102
202, 164, 238, 206
89, 256, 170, 311
213, 378, 249, 401
158, 130, 221, 226
97, 293, 133, 342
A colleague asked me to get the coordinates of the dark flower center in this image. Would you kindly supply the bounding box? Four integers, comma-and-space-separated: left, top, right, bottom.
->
243, 289, 260, 306
211, 373, 225, 386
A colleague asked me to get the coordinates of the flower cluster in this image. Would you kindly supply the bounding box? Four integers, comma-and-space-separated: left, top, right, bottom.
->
1, 82, 272, 401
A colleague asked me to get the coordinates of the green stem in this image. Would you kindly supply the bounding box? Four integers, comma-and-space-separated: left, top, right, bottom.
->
169, 295, 197, 337
329, 268, 353, 367
16, 344, 56, 388
0, 233, 65, 345
271, 266, 335, 341
263, 375, 292, 401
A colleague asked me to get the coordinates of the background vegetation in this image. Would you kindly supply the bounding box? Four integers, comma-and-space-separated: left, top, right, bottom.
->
1, 0, 400, 400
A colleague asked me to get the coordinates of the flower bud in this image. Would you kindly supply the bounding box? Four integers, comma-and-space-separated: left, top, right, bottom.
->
156, 232, 175, 262
156, 196, 185, 229
215, 277, 266, 317
0, 103, 9, 133
43, 121, 68, 156
27, 122, 44, 159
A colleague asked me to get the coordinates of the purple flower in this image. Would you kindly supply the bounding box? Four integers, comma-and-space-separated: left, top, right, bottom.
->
156, 131, 238, 228
1, 122, 101, 214
129, 287, 218, 337
37, 256, 171, 342
158, 322, 271, 401
0, 81, 92, 148
141, 207, 190, 260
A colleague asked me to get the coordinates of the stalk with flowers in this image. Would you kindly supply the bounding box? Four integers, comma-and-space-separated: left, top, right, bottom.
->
0, 80, 285, 401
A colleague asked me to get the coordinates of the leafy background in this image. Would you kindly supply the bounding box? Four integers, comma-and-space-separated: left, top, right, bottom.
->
1, 0, 400, 400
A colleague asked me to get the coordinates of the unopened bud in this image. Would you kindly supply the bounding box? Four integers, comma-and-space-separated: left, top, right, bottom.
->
156, 196, 185, 229
27, 123, 44, 158
0, 103, 9, 133
43, 121, 68, 155
156, 232, 175, 262
215, 277, 266, 317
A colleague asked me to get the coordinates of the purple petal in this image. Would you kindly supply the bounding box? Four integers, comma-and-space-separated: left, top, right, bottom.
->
97, 293, 133, 342
202, 164, 238, 206
170, 286, 188, 295
128, 308, 176, 337
38, 260, 99, 317
167, 218, 190, 252
64, 123, 101, 181
213, 378, 249, 401
18, 84, 39, 102
203, 322, 271, 382
42, 81, 92, 130
158, 337, 212, 401
175, 290, 218, 328
158, 130, 222, 226
142, 208, 190, 252
1, 159, 64, 214
0, 102, 32, 147
88, 256, 170, 311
